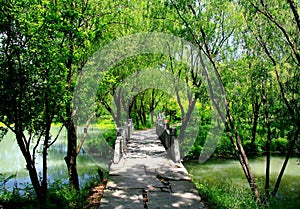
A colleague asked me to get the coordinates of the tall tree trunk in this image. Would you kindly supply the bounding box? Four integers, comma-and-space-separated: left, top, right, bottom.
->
272, 127, 299, 196
114, 90, 122, 127
256, 30, 300, 199
134, 100, 140, 129
150, 90, 155, 126
178, 97, 197, 141
14, 62, 44, 204
199, 53, 261, 202
262, 80, 271, 198
251, 100, 260, 146
40, 71, 52, 205
171, 4, 260, 200
15, 110, 43, 205
41, 121, 50, 204
64, 35, 80, 190
16, 133, 43, 203
65, 106, 80, 191
140, 98, 147, 126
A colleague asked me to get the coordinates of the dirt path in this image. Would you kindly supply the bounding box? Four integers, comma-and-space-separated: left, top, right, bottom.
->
84, 179, 107, 209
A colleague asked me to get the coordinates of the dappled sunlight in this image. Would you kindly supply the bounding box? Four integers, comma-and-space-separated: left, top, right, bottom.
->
100, 128, 205, 208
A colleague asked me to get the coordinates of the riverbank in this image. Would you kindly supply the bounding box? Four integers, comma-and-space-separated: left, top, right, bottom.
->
184, 156, 300, 209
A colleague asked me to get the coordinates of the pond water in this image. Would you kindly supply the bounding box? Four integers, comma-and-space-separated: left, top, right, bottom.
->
0, 126, 112, 191
184, 156, 300, 204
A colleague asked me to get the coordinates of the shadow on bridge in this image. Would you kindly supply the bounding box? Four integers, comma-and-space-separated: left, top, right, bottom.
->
99, 123, 206, 208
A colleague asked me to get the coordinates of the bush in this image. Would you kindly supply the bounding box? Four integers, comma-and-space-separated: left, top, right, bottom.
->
0, 179, 97, 209
185, 144, 202, 160
243, 140, 262, 156
215, 136, 235, 157
45, 180, 88, 209
274, 138, 288, 154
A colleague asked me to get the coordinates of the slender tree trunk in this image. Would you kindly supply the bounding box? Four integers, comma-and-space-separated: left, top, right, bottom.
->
271, 68, 299, 196
40, 71, 52, 205
251, 100, 260, 146
134, 100, 140, 129
150, 90, 155, 126
262, 80, 271, 198
14, 62, 44, 204
178, 97, 197, 141
64, 28, 80, 190
15, 119, 43, 205
16, 133, 43, 202
256, 29, 300, 200
41, 122, 50, 204
199, 53, 261, 202
41, 127, 50, 205
114, 91, 122, 127
272, 127, 299, 196
141, 99, 147, 126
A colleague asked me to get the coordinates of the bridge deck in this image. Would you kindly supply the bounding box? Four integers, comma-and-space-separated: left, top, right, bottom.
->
99, 129, 205, 208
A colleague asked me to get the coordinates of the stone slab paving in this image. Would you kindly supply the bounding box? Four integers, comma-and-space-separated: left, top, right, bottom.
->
147, 192, 202, 209
99, 129, 206, 209
100, 189, 143, 209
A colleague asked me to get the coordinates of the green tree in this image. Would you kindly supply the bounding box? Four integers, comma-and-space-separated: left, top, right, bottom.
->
0, 0, 66, 205
47, 0, 122, 190
241, 0, 300, 199
167, 0, 261, 201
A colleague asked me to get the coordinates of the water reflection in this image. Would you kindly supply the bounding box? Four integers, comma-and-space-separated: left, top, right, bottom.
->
0, 127, 110, 191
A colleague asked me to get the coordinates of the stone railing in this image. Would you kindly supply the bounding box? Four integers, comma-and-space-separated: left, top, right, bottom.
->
113, 119, 134, 163
156, 114, 180, 163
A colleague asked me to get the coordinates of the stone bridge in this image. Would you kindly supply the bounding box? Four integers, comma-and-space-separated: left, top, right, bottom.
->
99, 119, 205, 208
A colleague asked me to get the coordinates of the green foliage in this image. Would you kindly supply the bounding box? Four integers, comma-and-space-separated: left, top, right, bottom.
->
273, 138, 288, 154
185, 144, 203, 159
243, 140, 263, 156
0, 0, 299, 206
0, 179, 95, 209
215, 136, 236, 157
82, 122, 116, 165
0, 181, 36, 209
45, 181, 88, 209
193, 177, 259, 209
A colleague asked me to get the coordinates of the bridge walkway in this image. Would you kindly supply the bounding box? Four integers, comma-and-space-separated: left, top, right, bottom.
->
99, 129, 205, 209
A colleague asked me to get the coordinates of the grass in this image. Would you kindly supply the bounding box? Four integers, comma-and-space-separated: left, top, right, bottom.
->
185, 158, 300, 209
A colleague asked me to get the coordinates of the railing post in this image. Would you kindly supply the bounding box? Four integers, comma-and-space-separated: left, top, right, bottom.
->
155, 114, 181, 162
165, 120, 170, 149
172, 135, 180, 163
114, 128, 124, 163
113, 136, 122, 163
170, 128, 177, 139
156, 118, 160, 135
128, 119, 133, 139
113, 121, 135, 164
170, 128, 180, 163
123, 122, 128, 139
116, 128, 122, 137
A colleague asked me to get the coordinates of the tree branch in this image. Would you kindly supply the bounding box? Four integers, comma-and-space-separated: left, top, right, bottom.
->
287, 0, 300, 32
252, 2, 300, 65
76, 112, 96, 155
